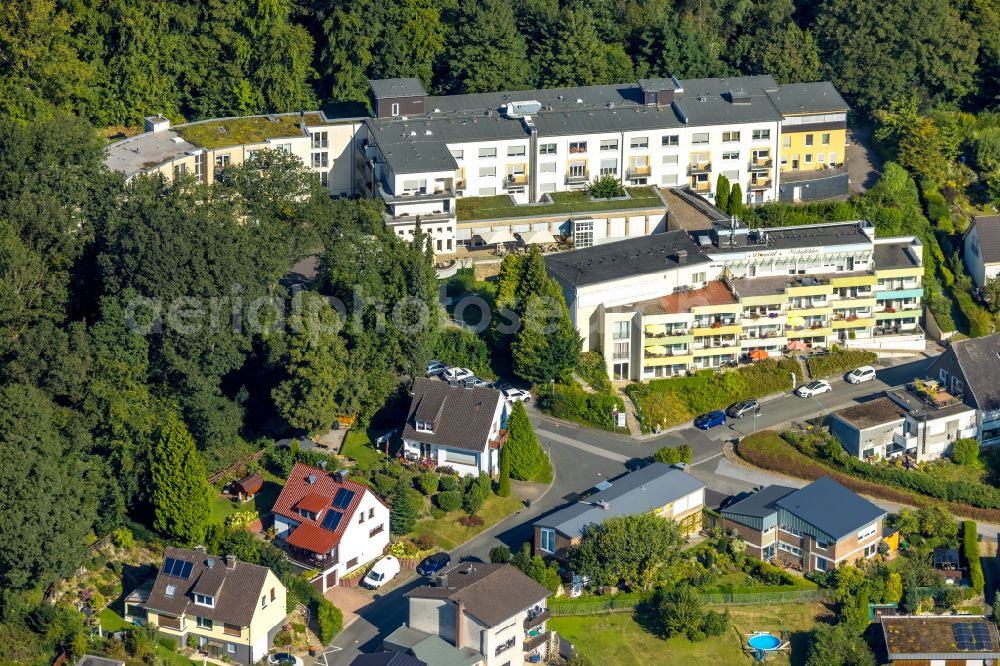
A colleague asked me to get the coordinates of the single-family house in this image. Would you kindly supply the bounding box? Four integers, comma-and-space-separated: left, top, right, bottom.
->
272, 462, 390, 592
401, 378, 507, 477
881, 615, 1000, 665
886, 382, 978, 462
142, 547, 286, 664
532, 463, 706, 559
827, 397, 907, 460
404, 562, 553, 666
720, 476, 886, 573
963, 215, 1000, 287
926, 334, 1000, 447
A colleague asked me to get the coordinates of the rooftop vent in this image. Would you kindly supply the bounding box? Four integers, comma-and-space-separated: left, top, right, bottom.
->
206, 557, 215, 569
675, 249, 688, 262
306, 474, 317, 484
424, 130, 433, 135
576, 98, 584, 104
335, 469, 349, 483
730, 89, 751, 105
502, 100, 543, 118
144, 114, 170, 134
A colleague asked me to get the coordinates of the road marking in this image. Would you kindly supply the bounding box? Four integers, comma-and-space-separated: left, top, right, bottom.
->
689, 451, 724, 467
536, 429, 630, 463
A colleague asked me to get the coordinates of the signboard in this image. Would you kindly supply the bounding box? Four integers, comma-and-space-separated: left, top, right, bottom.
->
617, 413, 627, 428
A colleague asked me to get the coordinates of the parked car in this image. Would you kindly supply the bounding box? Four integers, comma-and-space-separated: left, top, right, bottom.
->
795, 380, 832, 397
426, 361, 449, 376
492, 381, 512, 392
503, 388, 532, 403
362, 555, 400, 589
726, 400, 761, 419
416, 552, 451, 576
442, 367, 473, 382
694, 410, 727, 430
268, 654, 304, 666
846, 365, 877, 384
465, 376, 488, 388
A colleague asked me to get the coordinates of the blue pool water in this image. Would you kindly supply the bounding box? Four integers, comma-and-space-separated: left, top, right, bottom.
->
747, 633, 782, 650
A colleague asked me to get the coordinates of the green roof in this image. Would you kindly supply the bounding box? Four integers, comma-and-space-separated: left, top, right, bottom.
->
175, 113, 324, 149
457, 187, 665, 222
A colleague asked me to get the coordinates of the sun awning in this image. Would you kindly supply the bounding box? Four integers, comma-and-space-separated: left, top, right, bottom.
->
478, 230, 516, 245
645, 324, 667, 336
787, 340, 808, 350
749, 349, 769, 360
518, 229, 556, 245
647, 345, 668, 355
787, 315, 805, 327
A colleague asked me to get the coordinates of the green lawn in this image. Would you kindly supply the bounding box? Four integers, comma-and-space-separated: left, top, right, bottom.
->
210, 469, 285, 525
175, 113, 324, 149
98, 607, 129, 632
341, 429, 387, 472
98, 609, 197, 666
922, 459, 986, 484
550, 602, 833, 666
156, 644, 198, 666
410, 494, 524, 550
456, 187, 664, 221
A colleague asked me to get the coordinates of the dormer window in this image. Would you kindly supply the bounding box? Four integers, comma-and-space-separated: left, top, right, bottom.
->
416, 419, 434, 433
193, 593, 214, 607
165, 584, 176, 598
296, 508, 318, 521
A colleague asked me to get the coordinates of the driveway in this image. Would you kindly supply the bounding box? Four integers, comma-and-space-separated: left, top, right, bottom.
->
846, 125, 884, 195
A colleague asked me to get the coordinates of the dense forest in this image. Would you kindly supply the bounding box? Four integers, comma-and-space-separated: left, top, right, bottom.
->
3, 0, 999, 128
2, 0, 1000, 661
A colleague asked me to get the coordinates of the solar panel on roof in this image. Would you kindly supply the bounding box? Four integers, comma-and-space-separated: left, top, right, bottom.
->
163, 557, 178, 576
320, 509, 344, 532
332, 488, 356, 510
179, 560, 192, 578
162, 556, 193, 578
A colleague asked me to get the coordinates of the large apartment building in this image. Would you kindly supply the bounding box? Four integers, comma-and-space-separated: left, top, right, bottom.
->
106, 74, 849, 257
545, 219, 925, 381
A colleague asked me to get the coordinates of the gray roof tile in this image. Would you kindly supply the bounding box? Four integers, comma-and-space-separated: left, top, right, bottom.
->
402, 379, 504, 451
970, 216, 1000, 264
775, 476, 886, 541
408, 563, 550, 627
949, 333, 1000, 412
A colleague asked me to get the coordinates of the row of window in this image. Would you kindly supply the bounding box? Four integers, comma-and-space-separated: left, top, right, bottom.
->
784, 133, 833, 148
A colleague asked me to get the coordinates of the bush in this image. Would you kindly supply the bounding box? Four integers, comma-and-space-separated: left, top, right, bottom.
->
316, 599, 343, 643
490, 545, 512, 563
430, 506, 446, 520
463, 482, 487, 514
436, 491, 463, 512
438, 475, 458, 492
962, 521, 984, 594
112, 527, 134, 549
952, 438, 980, 466
417, 470, 439, 495
587, 174, 626, 199
432, 328, 493, 378
415, 534, 435, 550
653, 445, 692, 465
577, 352, 613, 392
458, 515, 485, 527
806, 349, 878, 379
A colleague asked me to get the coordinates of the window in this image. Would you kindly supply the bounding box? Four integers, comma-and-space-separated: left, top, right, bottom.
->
194, 593, 214, 607
391, 103, 399, 116
415, 419, 434, 432
276, 143, 291, 152
569, 141, 587, 153
320, 171, 329, 187
165, 584, 176, 598
311, 152, 328, 168
540, 162, 556, 173
261, 594, 268, 609
815, 557, 828, 572
822, 133, 831, 145
722, 131, 740, 142
692, 271, 706, 285
600, 139, 618, 151
540, 143, 556, 155
270, 587, 276, 601
778, 541, 802, 556
662, 154, 678, 165
857, 523, 877, 541
402, 179, 426, 193
215, 153, 230, 169
297, 508, 317, 521
479, 166, 496, 178
630, 136, 648, 149
450, 149, 464, 160
663, 134, 680, 146
495, 637, 516, 656
864, 543, 878, 557
817, 153, 825, 163
311, 131, 328, 149
599, 158, 617, 176
805, 134, 814, 146
369, 524, 384, 538
692, 132, 709, 144
804, 154, 813, 164
358, 511, 364, 523
479, 147, 497, 159
194, 158, 202, 179
173, 163, 187, 178
722, 151, 739, 161
613, 321, 629, 340
224, 623, 241, 637
783, 135, 791, 148
752, 129, 771, 141
574, 219, 593, 248
227, 644, 236, 655
539, 182, 556, 193
369, 507, 374, 518
507, 145, 526, 157
347, 557, 359, 568
197, 616, 213, 630
445, 450, 478, 467
662, 174, 678, 185
829, 151, 837, 164
569, 161, 586, 178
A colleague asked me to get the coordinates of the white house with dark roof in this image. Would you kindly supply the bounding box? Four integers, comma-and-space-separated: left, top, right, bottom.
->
963, 215, 1000, 287
143, 546, 286, 664
926, 334, 1000, 448
401, 378, 507, 477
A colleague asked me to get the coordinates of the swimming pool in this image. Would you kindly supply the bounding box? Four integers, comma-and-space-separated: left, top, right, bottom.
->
747, 633, 782, 651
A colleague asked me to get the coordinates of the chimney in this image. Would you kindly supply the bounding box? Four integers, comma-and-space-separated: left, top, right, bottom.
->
319, 460, 328, 471
225, 554, 237, 570
674, 249, 687, 262
455, 600, 465, 649
306, 474, 317, 485
195, 545, 206, 554
335, 469, 349, 484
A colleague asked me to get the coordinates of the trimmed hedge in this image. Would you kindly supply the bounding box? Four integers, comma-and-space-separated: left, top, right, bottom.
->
962, 520, 985, 594
806, 349, 878, 379
738, 432, 1000, 524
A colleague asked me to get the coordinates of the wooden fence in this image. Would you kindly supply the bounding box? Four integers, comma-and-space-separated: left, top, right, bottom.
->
207, 449, 266, 485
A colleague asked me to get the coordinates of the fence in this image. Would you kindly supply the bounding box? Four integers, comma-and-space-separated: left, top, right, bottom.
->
549, 588, 830, 616
207, 449, 266, 485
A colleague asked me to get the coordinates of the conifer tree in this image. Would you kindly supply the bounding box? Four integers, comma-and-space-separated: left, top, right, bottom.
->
497, 443, 511, 497
151, 412, 211, 545
715, 174, 730, 212
505, 402, 548, 480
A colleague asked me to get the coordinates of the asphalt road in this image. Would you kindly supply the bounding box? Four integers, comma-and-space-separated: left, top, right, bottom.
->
327, 354, 936, 663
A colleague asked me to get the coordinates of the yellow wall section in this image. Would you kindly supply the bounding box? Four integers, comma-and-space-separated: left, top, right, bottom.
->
780, 127, 846, 172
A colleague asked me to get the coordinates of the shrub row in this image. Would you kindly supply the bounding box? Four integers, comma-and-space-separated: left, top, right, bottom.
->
538, 379, 624, 429
952, 287, 994, 338
962, 520, 985, 595
737, 432, 1000, 524
627, 358, 800, 428
805, 349, 878, 379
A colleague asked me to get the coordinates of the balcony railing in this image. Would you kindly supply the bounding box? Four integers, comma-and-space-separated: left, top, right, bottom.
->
525, 607, 551, 631
748, 180, 772, 191
627, 165, 651, 178
524, 631, 551, 652
688, 163, 712, 174
503, 174, 528, 189
750, 158, 773, 169
565, 172, 589, 184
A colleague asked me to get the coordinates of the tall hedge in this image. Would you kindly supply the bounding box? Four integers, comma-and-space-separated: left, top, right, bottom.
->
506, 401, 548, 480
962, 520, 984, 594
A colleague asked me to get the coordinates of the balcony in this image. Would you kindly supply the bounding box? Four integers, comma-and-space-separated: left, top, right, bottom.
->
688, 162, 712, 174
384, 210, 453, 226
525, 607, 551, 631
565, 172, 589, 184
750, 158, 773, 169
376, 182, 454, 204
748, 179, 772, 191
524, 631, 551, 652
503, 174, 528, 189
692, 181, 711, 192
627, 165, 651, 178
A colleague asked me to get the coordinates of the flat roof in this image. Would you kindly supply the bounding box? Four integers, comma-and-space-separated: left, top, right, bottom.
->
886, 386, 974, 420
874, 241, 921, 270
616, 280, 736, 316
369, 78, 427, 99
702, 220, 874, 254
728, 271, 871, 298
882, 616, 1000, 659
662, 187, 729, 231
544, 230, 710, 288
765, 81, 849, 115
105, 130, 198, 177
830, 397, 906, 430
